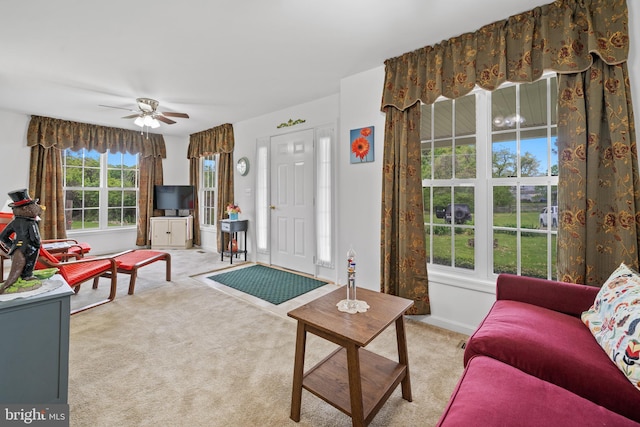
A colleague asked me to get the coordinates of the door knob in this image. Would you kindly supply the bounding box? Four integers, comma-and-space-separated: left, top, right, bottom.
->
269, 205, 276, 210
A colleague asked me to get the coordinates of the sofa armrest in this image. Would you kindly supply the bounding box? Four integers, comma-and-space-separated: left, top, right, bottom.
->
495, 274, 599, 317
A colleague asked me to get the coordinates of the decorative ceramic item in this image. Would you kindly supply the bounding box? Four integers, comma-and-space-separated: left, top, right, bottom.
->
0, 189, 44, 294
226, 202, 241, 220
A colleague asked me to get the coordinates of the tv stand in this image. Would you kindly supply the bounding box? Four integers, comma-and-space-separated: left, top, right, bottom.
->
150, 216, 193, 249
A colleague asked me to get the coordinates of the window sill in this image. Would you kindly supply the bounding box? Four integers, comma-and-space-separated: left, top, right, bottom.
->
427, 267, 496, 295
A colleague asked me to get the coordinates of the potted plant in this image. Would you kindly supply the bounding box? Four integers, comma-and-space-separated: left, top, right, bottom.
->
226, 203, 241, 220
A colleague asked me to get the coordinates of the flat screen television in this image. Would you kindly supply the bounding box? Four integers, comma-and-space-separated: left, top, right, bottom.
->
154, 185, 195, 213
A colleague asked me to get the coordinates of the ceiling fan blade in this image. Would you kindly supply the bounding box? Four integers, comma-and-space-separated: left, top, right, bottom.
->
155, 115, 176, 125
122, 114, 140, 119
99, 104, 136, 112
161, 111, 190, 119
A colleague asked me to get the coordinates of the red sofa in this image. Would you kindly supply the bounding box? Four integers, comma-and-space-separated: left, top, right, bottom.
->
437, 274, 640, 426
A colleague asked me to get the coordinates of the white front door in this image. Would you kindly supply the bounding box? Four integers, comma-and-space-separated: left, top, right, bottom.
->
269, 129, 315, 274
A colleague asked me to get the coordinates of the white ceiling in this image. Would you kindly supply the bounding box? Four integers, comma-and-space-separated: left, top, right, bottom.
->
0, 0, 550, 138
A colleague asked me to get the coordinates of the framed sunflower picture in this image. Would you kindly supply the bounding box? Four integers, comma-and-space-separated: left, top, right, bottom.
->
350, 126, 374, 164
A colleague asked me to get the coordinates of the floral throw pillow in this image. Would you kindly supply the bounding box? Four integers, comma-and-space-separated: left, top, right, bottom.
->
582, 263, 640, 391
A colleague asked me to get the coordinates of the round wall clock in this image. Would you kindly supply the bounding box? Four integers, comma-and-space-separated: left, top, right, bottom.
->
236, 157, 249, 176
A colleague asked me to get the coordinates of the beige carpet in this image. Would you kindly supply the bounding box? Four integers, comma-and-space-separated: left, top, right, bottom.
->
68, 249, 467, 426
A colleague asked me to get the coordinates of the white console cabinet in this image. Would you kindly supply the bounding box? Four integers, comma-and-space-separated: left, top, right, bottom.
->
150, 216, 193, 249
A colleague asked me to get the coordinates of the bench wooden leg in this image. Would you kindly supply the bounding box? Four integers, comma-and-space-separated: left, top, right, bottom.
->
127, 270, 139, 295
107, 272, 117, 302
165, 254, 171, 282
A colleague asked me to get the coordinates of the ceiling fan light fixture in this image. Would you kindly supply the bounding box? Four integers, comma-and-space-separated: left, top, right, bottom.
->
141, 115, 160, 128
134, 116, 145, 127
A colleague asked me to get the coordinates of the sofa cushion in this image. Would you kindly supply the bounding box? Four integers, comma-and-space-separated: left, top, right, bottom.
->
582, 263, 640, 392
437, 356, 640, 427
464, 299, 640, 422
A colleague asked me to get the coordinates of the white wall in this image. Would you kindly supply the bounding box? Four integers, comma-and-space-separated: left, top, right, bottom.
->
0, 112, 32, 194
162, 135, 191, 185
338, 67, 386, 290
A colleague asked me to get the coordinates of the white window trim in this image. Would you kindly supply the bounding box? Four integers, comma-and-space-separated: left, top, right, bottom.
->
315, 125, 335, 268
199, 153, 219, 229
424, 73, 558, 282
63, 149, 139, 232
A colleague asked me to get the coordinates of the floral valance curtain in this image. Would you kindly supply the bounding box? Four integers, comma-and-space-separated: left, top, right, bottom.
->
188, 123, 235, 247
380, 0, 634, 290
381, 0, 628, 110
187, 123, 235, 157
27, 115, 166, 157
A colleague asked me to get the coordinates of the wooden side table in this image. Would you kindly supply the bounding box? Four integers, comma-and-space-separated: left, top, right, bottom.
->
288, 286, 413, 427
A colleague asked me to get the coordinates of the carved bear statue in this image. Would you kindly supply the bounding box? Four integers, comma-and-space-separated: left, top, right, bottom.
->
0, 189, 43, 294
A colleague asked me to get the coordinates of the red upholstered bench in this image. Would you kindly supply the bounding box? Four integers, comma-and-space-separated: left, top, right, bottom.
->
94, 250, 171, 295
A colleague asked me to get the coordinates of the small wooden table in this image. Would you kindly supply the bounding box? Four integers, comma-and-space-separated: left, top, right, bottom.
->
219, 219, 248, 264
288, 286, 413, 427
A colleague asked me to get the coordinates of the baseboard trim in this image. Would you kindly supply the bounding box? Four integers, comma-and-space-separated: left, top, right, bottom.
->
410, 314, 476, 336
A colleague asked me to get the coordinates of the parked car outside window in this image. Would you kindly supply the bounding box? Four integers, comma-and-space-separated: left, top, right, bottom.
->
435, 204, 473, 224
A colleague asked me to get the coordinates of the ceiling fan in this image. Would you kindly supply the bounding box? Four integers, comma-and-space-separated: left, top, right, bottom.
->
99, 97, 189, 129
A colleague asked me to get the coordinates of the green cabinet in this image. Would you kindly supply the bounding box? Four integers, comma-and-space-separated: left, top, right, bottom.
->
0, 281, 73, 403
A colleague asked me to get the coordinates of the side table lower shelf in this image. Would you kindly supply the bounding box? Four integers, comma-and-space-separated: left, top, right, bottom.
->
221, 248, 247, 262
302, 347, 407, 423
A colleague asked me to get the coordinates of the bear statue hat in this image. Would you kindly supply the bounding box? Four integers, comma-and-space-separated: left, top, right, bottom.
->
8, 189, 38, 207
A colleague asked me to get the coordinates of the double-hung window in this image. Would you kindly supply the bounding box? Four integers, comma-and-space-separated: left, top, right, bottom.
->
421, 73, 558, 280
200, 154, 218, 227
62, 149, 139, 230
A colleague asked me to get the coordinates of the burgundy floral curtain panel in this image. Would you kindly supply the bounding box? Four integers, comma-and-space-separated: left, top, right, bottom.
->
187, 123, 235, 249
557, 59, 639, 285
28, 145, 65, 239
189, 158, 201, 246
381, 0, 633, 287
215, 153, 234, 253
137, 155, 164, 246
381, 104, 430, 314
27, 115, 166, 242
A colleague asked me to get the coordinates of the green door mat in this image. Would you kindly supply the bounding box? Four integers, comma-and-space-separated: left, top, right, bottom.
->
208, 265, 328, 305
